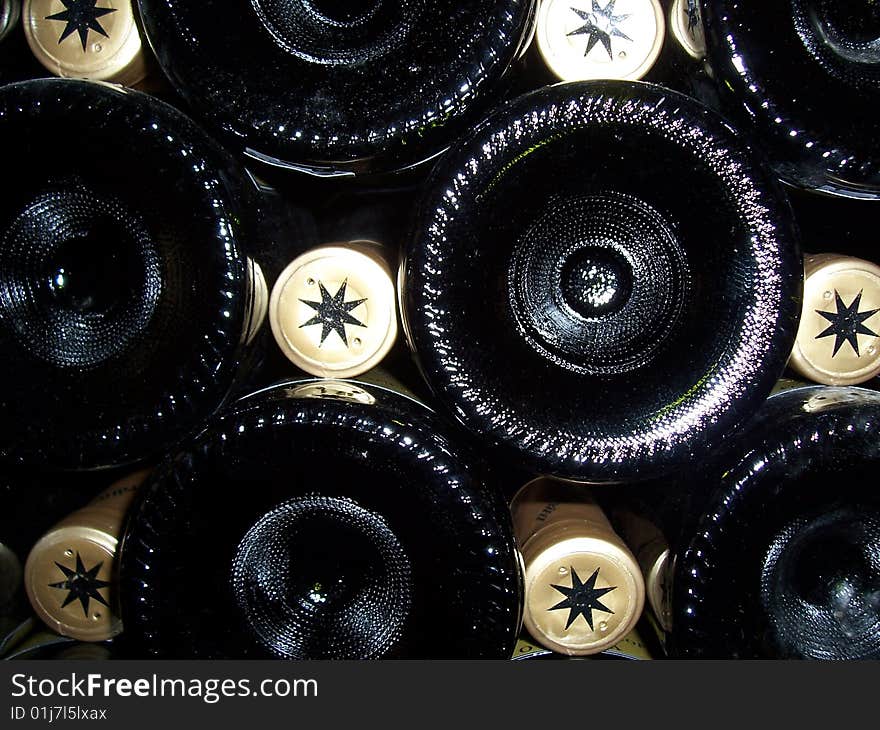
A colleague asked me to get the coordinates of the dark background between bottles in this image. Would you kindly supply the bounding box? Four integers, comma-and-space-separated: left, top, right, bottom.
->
0, 0, 878, 669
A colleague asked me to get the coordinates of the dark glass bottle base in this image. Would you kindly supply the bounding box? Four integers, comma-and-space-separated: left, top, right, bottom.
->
403, 80, 802, 483
120, 380, 522, 659
672, 386, 880, 659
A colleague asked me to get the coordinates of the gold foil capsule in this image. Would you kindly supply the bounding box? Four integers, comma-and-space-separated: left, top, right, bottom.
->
24, 470, 147, 642
789, 254, 880, 386
669, 0, 705, 60
612, 509, 672, 633
22, 0, 148, 86
269, 241, 399, 380
511, 477, 645, 656
536, 0, 665, 82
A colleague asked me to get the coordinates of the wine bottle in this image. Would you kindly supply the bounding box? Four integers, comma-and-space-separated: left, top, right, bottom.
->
511, 478, 645, 656
612, 508, 673, 633
21, 0, 149, 86
667, 0, 704, 62
789, 254, 880, 386
698, 0, 880, 198
672, 385, 880, 659
24, 471, 145, 643
0, 466, 111, 650
644, 0, 718, 102
0, 78, 268, 470
0, 0, 19, 44
135, 0, 537, 175
601, 477, 694, 655
402, 80, 803, 482
535, 0, 666, 82
119, 378, 523, 659
269, 241, 398, 379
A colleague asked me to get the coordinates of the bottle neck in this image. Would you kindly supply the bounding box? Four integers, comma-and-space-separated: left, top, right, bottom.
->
510, 478, 645, 656
511, 479, 619, 552
612, 509, 673, 633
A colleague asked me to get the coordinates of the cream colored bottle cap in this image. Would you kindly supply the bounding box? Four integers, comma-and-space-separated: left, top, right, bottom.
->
669, 0, 705, 59
22, 0, 147, 85
24, 470, 147, 642
26, 525, 121, 642
790, 254, 880, 386
521, 531, 644, 656
536, 0, 665, 81
512, 478, 645, 656
270, 242, 398, 379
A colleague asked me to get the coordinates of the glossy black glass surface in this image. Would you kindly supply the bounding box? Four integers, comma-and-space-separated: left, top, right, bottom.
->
0, 0, 19, 45
403, 80, 802, 483
673, 385, 880, 659
119, 380, 523, 659
700, 1, 880, 198
136, 0, 535, 174
0, 79, 261, 470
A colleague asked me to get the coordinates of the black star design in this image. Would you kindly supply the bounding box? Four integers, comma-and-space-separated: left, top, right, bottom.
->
685, 0, 701, 33
48, 553, 111, 617
549, 566, 616, 630
815, 290, 880, 357
299, 280, 367, 347
45, 0, 117, 52
568, 1, 632, 61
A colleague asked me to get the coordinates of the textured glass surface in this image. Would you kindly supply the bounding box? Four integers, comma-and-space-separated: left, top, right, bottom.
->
0, 79, 260, 470
137, 0, 536, 173
673, 385, 880, 659
403, 80, 802, 483
119, 380, 522, 659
